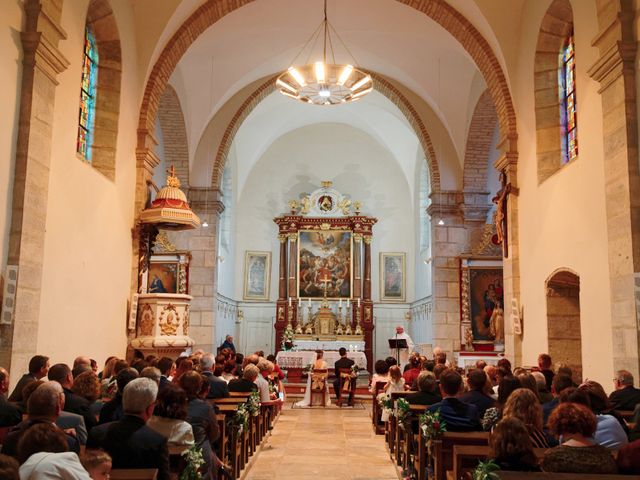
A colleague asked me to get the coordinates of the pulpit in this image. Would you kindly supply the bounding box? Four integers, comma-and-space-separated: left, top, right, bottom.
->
273, 181, 377, 371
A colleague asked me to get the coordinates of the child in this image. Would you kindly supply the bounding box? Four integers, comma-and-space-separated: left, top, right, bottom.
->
380, 365, 406, 421
80, 450, 112, 480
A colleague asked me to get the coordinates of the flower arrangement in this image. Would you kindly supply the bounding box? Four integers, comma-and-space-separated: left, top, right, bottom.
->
179, 445, 205, 480
419, 409, 447, 442
379, 395, 393, 417
246, 391, 261, 417
232, 403, 249, 433
281, 326, 295, 350
396, 397, 410, 428
473, 460, 501, 480
351, 364, 359, 375
305, 363, 314, 374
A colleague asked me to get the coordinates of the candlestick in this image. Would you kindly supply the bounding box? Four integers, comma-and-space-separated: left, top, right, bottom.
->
357, 298, 361, 307
288, 297, 292, 307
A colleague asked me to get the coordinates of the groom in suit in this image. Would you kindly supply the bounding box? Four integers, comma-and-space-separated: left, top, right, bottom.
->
333, 348, 355, 406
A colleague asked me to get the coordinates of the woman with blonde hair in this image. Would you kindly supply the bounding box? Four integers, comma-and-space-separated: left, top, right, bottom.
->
503, 388, 549, 448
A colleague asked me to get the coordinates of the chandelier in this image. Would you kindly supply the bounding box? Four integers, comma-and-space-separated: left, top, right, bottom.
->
276, 0, 372, 105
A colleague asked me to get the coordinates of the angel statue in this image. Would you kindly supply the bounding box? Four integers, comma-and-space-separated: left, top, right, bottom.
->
301, 196, 311, 214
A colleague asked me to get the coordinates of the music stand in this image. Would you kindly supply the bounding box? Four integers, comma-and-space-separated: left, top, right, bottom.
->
388, 338, 408, 365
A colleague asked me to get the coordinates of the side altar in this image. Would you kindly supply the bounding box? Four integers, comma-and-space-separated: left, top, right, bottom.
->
273, 182, 377, 371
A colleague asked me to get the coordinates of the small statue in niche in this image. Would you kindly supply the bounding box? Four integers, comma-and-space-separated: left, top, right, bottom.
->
465, 327, 474, 351
489, 303, 504, 344
301, 196, 311, 214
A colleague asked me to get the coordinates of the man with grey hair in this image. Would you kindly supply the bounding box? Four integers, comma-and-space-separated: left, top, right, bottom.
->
229, 364, 259, 393
531, 371, 553, 403
2, 382, 79, 458
200, 353, 229, 399
87, 378, 169, 480
609, 370, 640, 411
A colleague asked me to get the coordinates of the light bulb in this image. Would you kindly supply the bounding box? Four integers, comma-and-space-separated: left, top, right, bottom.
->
319, 89, 331, 98
438, 219, 445, 226
202, 220, 209, 228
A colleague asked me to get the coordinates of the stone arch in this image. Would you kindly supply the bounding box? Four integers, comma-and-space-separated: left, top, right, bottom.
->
463, 89, 498, 193
136, 0, 518, 185
84, 0, 122, 180
209, 73, 441, 191
158, 85, 189, 186
546, 268, 582, 381
534, 0, 574, 183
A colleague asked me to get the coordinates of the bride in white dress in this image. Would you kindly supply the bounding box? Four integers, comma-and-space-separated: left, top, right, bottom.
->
295, 350, 331, 407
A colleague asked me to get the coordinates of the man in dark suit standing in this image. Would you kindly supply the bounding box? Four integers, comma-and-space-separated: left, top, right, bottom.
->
333, 348, 355, 406
609, 370, 640, 411
0, 368, 21, 427
48, 363, 96, 430
8, 355, 49, 403
200, 353, 229, 399
88, 377, 170, 480
220, 335, 236, 353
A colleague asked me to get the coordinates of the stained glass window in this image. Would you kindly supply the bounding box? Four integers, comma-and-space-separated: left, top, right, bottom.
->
77, 26, 98, 162
559, 33, 577, 164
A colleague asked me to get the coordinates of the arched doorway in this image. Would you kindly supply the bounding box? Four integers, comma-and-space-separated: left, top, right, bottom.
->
546, 269, 582, 381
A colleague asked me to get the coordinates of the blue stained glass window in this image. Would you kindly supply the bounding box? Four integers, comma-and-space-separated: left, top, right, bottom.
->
77, 27, 98, 162
559, 33, 577, 164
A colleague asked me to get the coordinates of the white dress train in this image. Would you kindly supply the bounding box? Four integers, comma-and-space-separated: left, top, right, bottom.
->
294, 361, 331, 407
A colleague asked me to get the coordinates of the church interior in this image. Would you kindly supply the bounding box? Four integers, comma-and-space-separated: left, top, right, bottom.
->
1, 0, 640, 478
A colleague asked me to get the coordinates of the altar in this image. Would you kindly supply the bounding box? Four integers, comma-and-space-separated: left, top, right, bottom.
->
273, 182, 377, 371
276, 350, 368, 370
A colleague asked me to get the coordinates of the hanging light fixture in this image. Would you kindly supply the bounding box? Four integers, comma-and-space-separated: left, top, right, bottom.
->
276, 0, 372, 105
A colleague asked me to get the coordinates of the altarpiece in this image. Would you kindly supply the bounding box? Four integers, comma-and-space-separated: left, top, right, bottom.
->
273, 182, 377, 371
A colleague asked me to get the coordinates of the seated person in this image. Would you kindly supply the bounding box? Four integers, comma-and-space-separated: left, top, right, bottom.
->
460, 369, 495, 418
295, 351, 330, 408
266, 355, 285, 381
0, 454, 18, 480
0, 368, 21, 428
147, 384, 195, 447
503, 388, 549, 448
99, 368, 139, 424
617, 439, 640, 475
579, 381, 628, 450
369, 360, 390, 394
3, 382, 79, 458
228, 364, 259, 393
402, 355, 421, 388
87, 378, 170, 480
17, 423, 90, 479
488, 417, 541, 472
406, 372, 441, 406
255, 360, 277, 402
542, 402, 617, 474
608, 369, 640, 411
333, 348, 355, 405
426, 369, 480, 431
80, 450, 112, 480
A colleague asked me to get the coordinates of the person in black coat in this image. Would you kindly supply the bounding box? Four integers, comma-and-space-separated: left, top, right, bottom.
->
99, 368, 139, 424
459, 368, 496, 417
407, 371, 442, 406
228, 364, 259, 393
426, 369, 481, 432
333, 348, 355, 405
8, 355, 49, 403
200, 354, 229, 400
2, 382, 79, 458
609, 370, 640, 411
0, 368, 21, 428
87, 378, 170, 480
47, 363, 96, 430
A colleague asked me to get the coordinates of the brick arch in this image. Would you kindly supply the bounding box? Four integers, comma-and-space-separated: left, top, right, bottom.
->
86, 0, 122, 180
137, 0, 518, 180
534, 0, 574, 183
463, 89, 498, 193
209, 73, 441, 191
158, 85, 189, 186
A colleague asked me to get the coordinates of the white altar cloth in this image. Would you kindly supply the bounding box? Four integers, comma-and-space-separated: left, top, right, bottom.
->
294, 340, 366, 351
276, 350, 367, 370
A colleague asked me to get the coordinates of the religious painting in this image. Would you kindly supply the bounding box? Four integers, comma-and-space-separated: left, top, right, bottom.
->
462, 261, 504, 342
147, 261, 178, 294
298, 230, 352, 299
243, 251, 271, 301
380, 253, 406, 302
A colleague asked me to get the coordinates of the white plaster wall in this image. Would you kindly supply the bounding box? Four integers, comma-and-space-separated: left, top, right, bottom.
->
511, 0, 613, 388
33, 1, 139, 371
0, 0, 23, 281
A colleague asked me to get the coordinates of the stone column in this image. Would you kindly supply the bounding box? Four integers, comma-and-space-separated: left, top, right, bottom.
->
588, 0, 640, 378
1, 0, 69, 373
166, 188, 224, 353
427, 191, 466, 356
287, 233, 298, 326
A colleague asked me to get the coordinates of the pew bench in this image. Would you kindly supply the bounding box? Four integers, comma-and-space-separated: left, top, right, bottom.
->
110, 469, 158, 480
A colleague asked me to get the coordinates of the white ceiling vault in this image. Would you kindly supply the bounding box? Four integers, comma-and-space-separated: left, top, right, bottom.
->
156, 0, 506, 189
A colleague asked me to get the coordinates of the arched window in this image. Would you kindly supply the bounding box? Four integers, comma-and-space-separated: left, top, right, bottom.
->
77, 26, 98, 162
75, 0, 121, 180
534, 0, 575, 182
560, 33, 577, 164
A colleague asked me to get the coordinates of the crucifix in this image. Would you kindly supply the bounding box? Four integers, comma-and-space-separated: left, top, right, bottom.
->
320, 275, 331, 298
492, 170, 513, 258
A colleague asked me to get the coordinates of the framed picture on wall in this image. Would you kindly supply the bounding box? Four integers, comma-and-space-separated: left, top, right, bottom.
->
244, 251, 271, 301
298, 230, 352, 299
380, 252, 406, 302
148, 260, 179, 294
460, 257, 503, 343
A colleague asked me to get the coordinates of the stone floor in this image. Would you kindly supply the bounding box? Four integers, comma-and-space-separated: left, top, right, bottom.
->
243, 403, 400, 480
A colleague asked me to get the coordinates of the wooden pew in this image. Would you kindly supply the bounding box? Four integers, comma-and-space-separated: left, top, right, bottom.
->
371, 381, 387, 434
401, 405, 428, 478
499, 473, 635, 480
431, 431, 490, 480
110, 469, 158, 480
451, 445, 548, 480
216, 403, 244, 479
387, 391, 410, 455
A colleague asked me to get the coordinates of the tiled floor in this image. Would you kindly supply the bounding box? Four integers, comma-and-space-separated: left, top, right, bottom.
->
244, 404, 400, 480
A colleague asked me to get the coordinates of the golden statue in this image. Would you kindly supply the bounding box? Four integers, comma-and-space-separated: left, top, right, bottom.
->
489, 303, 504, 343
